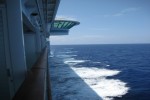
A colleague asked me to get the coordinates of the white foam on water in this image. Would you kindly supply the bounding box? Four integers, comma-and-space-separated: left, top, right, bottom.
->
59, 50, 77, 54
69, 55, 77, 57
49, 51, 54, 57
51, 52, 129, 100
71, 67, 120, 78
64, 51, 74, 54
57, 54, 77, 58
56, 50, 78, 59
106, 64, 110, 67
93, 62, 101, 64
57, 54, 71, 58
58, 51, 73, 54
70, 67, 129, 100
64, 58, 89, 66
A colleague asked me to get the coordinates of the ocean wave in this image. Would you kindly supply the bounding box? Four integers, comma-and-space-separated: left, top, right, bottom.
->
64, 58, 89, 66
56, 54, 77, 58
53, 53, 129, 100
64, 51, 77, 54
71, 67, 120, 78
93, 61, 101, 64
106, 64, 110, 67
71, 67, 129, 100
49, 51, 54, 57
92, 62, 110, 67
58, 50, 78, 54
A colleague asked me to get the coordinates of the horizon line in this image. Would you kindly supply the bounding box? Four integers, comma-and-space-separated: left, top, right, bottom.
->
50, 43, 150, 46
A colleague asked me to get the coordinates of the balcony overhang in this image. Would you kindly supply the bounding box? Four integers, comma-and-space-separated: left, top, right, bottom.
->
49, 19, 80, 36
50, 29, 69, 35
22, 0, 60, 35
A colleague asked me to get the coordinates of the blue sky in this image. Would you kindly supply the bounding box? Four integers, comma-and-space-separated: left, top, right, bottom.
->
50, 0, 150, 45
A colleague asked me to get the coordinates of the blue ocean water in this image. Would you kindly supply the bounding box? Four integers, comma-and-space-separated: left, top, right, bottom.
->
49, 44, 150, 100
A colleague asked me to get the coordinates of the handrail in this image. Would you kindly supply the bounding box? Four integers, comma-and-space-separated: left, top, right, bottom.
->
13, 47, 51, 100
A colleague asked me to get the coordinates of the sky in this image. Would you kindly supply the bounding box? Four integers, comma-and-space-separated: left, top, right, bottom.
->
50, 0, 150, 45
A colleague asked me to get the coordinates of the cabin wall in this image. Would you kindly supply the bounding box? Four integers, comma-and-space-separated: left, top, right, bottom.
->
6, 0, 27, 94
0, 6, 12, 100
0, 3, 47, 99
24, 33, 37, 70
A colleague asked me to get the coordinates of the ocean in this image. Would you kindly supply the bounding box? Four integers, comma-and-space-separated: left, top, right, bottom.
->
49, 44, 150, 100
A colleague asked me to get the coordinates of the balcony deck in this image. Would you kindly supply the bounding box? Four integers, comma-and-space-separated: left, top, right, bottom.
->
13, 47, 51, 100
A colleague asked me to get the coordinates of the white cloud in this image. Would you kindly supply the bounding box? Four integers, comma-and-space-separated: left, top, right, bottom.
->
102, 7, 140, 17
113, 7, 140, 17
55, 15, 78, 21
